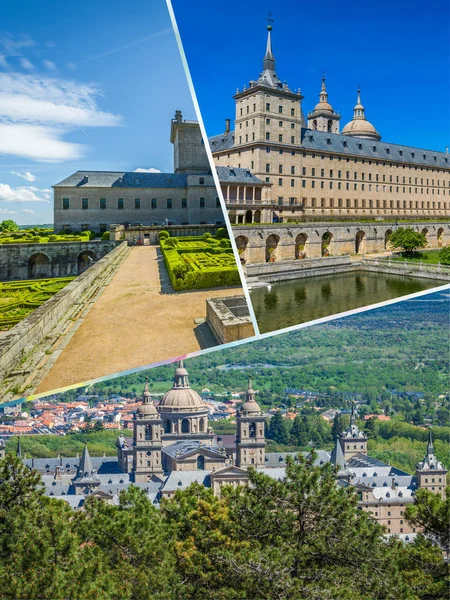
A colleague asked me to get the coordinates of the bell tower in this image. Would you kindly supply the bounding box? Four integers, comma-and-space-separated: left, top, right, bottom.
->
236, 376, 266, 468
307, 76, 341, 133
416, 427, 447, 499
339, 402, 368, 461
133, 379, 164, 481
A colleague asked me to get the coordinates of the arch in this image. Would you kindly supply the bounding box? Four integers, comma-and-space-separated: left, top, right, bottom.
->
355, 230, 366, 254
249, 422, 256, 438
266, 233, 280, 262
321, 232, 333, 257
197, 455, 205, 470
181, 419, 190, 434
437, 227, 444, 247
421, 227, 429, 238
327, 120, 333, 132
77, 250, 96, 275
235, 235, 249, 264
384, 229, 393, 250
312, 119, 317, 130
245, 210, 253, 224
145, 424, 152, 441
199, 417, 205, 432
295, 233, 308, 259
254, 209, 262, 223
28, 252, 51, 279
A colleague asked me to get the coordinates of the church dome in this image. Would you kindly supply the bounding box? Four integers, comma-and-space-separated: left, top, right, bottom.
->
159, 361, 205, 412
341, 88, 381, 141
137, 378, 158, 416
240, 377, 262, 414
313, 100, 333, 113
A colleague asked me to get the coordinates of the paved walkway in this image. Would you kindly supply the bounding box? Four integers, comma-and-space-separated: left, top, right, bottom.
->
36, 246, 243, 394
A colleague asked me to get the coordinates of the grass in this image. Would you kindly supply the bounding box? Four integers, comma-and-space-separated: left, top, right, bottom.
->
389, 250, 444, 264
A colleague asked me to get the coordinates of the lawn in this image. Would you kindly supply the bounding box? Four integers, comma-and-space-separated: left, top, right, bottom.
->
0, 277, 75, 330
160, 232, 241, 290
390, 250, 445, 264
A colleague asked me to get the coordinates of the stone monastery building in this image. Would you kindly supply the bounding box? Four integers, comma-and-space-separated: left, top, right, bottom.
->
8, 362, 447, 541
53, 111, 224, 233
209, 25, 450, 223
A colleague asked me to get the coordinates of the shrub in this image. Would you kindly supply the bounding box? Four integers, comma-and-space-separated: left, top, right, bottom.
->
101, 231, 110, 240
219, 239, 230, 248
388, 227, 427, 255
48, 235, 58, 242
164, 238, 179, 248
215, 227, 228, 239
158, 230, 170, 240
203, 232, 212, 239
438, 245, 450, 265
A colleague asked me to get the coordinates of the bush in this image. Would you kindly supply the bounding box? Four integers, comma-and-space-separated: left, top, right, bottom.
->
215, 227, 228, 239
219, 239, 230, 248
202, 232, 212, 239
164, 238, 179, 248
158, 230, 170, 241
101, 231, 110, 240
438, 246, 450, 265
389, 227, 427, 255
48, 235, 58, 242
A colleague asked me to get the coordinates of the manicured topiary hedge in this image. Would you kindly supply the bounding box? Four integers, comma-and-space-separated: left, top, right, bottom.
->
160, 234, 240, 291
0, 228, 97, 245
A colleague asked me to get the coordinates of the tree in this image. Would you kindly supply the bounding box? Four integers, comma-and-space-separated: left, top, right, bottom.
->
267, 412, 289, 445
405, 486, 450, 554
388, 227, 427, 255
0, 219, 19, 232
332, 412, 344, 440
438, 246, 450, 265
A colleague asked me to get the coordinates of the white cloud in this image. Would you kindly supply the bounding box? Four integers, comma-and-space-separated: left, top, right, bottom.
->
0, 208, 18, 215
0, 72, 122, 162
0, 183, 51, 203
11, 171, 37, 182
21, 208, 35, 214
0, 123, 84, 162
134, 167, 161, 173
20, 57, 35, 70
43, 60, 56, 71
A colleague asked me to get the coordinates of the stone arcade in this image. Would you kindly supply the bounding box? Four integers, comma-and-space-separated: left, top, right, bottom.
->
20, 362, 447, 539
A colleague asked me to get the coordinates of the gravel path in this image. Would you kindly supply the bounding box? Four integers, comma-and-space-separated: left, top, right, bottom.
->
35, 246, 244, 394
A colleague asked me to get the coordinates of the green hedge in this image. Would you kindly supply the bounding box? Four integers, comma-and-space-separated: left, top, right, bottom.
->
160, 235, 240, 291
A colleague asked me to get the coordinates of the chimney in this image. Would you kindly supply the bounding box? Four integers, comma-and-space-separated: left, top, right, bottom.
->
446, 146, 449, 155
54, 465, 61, 480
31, 457, 35, 468
225, 118, 230, 134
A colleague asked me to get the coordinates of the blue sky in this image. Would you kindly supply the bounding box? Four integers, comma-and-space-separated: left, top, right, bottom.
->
172, 0, 450, 151
0, 0, 196, 225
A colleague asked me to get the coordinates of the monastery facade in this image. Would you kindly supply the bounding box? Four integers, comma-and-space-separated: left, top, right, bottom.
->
209, 25, 450, 224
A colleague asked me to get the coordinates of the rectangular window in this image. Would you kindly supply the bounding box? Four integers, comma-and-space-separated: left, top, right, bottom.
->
266, 132, 270, 140
266, 163, 270, 173
291, 179, 295, 187
135, 198, 140, 209
278, 105, 283, 113
266, 103, 270, 111
82, 198, 88, 210
321, 169, 324, 177
118, 198, 124, 210
200, 197, 205, 208
199, 177, 205, 185
181, 198, 187, 209
151, 198, 157, 209
312, 168, 315, 176
291, 136, 295, 143
291, 108, 295, 116
311, 180, 315, 188
278, 178, 283, 186
62, 198, 69, 210
302, 167, 306, 176
167, 198, 172, 209
279, 165, 283, 174
278, 197, 283, 206
279, 134, 283, 142
302, 180, 306, 188
279, 120, 283, 127
291, 166, 296, 175
100, 198, 106, 210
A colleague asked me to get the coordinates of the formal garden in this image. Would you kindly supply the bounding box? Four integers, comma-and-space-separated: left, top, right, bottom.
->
0, 220, 109, 244
0, 277, 74, 331
159, 228, 241, 290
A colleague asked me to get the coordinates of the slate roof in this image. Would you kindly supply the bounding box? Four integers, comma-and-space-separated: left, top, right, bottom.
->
163, 440, 226, 460
161, 470, 211, 493
264, 450, 330, 468
216, 166, 266, 185
54, 171, 195, 189
209, 128, 450, 169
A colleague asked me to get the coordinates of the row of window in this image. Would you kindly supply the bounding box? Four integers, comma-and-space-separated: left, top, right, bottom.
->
239, 119, 296, 129
266, 178, 448, 195
62, 198, 219, 210
276, 197, 448, 210
238, 133, 296, 144
221, 147, 450, 173
239, 103, 296, 116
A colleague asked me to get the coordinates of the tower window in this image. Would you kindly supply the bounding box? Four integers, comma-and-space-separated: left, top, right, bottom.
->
82, 198, 88, 210
62, 198, 69, 210
278, 105, 283, 113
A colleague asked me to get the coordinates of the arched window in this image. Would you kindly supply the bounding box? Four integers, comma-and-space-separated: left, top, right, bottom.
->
249, 422, 256, 438
165, 420, 171, 434
327, 120, 332, 132
197, 455, 205, 470
145, 425, 152, 440
199, 418, 205, 432
181, 419, 190, 434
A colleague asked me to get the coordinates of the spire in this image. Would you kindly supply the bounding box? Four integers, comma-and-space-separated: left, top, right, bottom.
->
427, 426, 434, 455
78, 442, 94, 478
320, 75, 328, 102
330, 437, 346, 471
246, 374, 255, 401
262, 17, 275, 72
143, 376, 151, 400
353, 88, 365, 119
350, 401, 356, 425
173, 360, 189, 388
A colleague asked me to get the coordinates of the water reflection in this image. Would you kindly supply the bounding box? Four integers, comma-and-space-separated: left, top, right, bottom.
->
250, 271, 446, 334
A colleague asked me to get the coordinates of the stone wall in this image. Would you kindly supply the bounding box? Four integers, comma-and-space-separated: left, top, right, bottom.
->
234, 221, 449, 264
0, 242, 128, 386
361, 258, 450, 282
246, 256, 353, 282
111, 223, 220, 244
0, 241, 117, 281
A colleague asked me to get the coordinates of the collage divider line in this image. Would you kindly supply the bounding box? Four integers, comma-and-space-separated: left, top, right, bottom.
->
165, 0, 260, 337
25, 281, 450, 402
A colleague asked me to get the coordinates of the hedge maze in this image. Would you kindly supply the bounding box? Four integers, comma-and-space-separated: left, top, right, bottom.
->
0, 228, 109, 245
159, 230, 241, 291
0, 277, 74, 330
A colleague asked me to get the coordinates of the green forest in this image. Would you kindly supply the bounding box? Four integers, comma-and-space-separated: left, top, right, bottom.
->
0, 453, 448, 600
